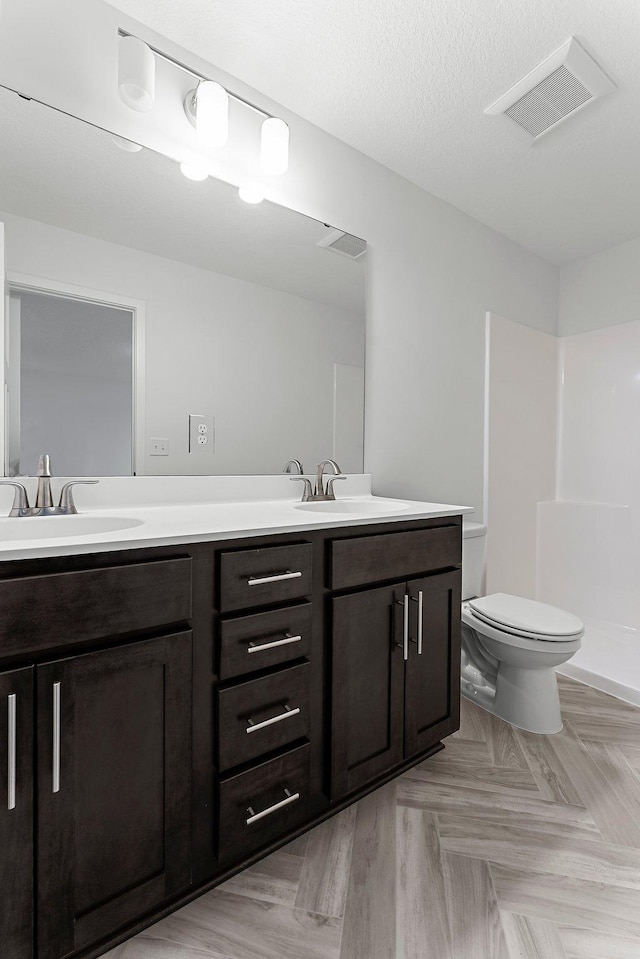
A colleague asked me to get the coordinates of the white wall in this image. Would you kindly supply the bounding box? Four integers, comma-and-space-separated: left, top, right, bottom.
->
559, 235, 640, 336
2, 211, 364, 475
0, 0, 559, 512
485, 314, 558, 599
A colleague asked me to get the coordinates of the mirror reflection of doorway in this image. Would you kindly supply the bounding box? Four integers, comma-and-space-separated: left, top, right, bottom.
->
7, 287, 134, 476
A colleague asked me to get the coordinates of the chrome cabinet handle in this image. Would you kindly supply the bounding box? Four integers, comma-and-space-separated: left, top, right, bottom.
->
403, 594, 409, 661
7, 694, 16, 810
395, 594, 410, 660
246, 787, 300, 825
411, 591, 424, 655
246, 704, 301, 734
248, 633, 302, 654
247, 570, 302, 586
52, 682, 61, 794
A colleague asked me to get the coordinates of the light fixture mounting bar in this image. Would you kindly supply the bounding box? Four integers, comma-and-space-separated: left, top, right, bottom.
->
117, 28, 274, 120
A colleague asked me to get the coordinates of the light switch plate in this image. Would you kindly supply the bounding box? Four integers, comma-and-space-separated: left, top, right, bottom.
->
150, 437, 169, 456
189, 414, 215, 453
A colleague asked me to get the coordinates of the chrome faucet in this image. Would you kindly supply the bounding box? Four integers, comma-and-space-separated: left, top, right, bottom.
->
291, 459, 346, 502
0, 453, 99, 517
35, 453, 54, 509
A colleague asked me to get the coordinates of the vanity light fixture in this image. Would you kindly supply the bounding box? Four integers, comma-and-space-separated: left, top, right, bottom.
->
238, 184, 265, 204
117, 29, 290, 178
260, 117, 289, 176
117, 35, 155, 113
184, 80, 229, 149
180, 159, 210, 181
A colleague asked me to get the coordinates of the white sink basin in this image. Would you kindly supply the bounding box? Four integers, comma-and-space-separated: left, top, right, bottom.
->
295, 499, 409, 515
0, 515, 144, 540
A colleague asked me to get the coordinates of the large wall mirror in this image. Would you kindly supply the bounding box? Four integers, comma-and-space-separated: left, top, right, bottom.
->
0, 87, 366, 476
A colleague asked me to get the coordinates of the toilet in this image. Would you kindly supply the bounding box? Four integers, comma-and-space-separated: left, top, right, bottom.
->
461, 523, 583, 734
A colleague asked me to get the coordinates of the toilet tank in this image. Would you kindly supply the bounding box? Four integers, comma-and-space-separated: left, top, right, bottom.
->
462, 522, 487, 600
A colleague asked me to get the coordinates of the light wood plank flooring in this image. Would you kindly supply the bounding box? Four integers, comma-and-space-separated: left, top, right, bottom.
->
105, 677, 640, 959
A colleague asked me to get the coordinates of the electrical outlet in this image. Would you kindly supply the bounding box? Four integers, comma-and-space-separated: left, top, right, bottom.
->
189, 414, 215, 453
150, 437, 169, 456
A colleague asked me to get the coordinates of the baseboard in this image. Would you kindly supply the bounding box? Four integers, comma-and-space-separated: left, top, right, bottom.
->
557, 663, 640, 709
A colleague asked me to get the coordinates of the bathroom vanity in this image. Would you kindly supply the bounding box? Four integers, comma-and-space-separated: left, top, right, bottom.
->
0, 495, 465, 959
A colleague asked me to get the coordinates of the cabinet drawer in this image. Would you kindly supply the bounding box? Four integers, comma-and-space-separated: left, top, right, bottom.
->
330, 526, 461, 590
219, 604, 312, 679
219, 543, 312, 612
218, 662, 310, 771
218, 742, 311, 864
0, 557, 192, 656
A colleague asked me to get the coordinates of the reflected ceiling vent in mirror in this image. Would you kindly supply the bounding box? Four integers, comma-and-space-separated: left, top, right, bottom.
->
317, 229, 366, 259
484, 37, 615, 140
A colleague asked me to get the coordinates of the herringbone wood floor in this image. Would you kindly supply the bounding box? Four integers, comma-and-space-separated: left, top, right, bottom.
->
107, 677, 640, 959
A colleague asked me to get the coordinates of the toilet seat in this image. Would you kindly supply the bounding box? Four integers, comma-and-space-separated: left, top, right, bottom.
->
464, 593, 584, 644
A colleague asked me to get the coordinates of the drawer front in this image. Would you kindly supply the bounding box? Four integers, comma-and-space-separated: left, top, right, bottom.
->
0, 557, 192, 656
219, 604, 312, 680
218, 662, 310, 771
330, 526, 461, 590
218, 742, 311, 864
219, 543, 312, 612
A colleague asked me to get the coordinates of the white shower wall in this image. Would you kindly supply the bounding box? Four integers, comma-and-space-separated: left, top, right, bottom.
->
486, 308, 640, 704
536, 319, 640, 705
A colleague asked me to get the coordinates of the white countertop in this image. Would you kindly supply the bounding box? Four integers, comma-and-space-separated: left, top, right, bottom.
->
0, 494, 472, 562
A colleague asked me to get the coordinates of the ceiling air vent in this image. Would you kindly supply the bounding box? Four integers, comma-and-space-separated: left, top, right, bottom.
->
317, 229, 366, 259
485, 37, 615, 140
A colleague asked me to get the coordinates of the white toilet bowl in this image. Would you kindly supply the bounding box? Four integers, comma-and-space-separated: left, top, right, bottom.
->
461, 593, 583, 734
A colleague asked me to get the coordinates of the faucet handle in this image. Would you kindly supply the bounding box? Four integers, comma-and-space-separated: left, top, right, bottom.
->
283, 459, 304, 474
58, 480, 99, 514
290, 476, 313, 502
325, 476, 347, 500
0, 481, 31, 516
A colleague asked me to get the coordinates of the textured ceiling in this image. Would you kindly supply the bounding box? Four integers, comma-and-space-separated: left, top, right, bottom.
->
107, 0, 640, 265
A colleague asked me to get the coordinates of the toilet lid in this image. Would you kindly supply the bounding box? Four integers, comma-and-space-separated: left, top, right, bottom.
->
467, 593, 583, 639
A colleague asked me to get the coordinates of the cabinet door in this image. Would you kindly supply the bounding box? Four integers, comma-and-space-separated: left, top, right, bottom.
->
331, 584, 405, 798
37, 632, 192, 959
404, 570, 461, 758
0, 667, 34, 959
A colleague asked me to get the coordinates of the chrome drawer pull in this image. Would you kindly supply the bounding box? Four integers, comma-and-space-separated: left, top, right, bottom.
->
246, 704, 301, 734
403, 594, 409, 661
394, 594, 409, 660
52, 682, 61, 794
247, 570, 302, 586
246, 787, 300, 825
411, 591, 424, 655
7, 694, 16, 810
247, 633, 302, 654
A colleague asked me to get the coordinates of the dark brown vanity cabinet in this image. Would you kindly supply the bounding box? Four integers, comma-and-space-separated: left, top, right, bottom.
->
0, 553, 194, 959
215, 542, 315, 866
0, 515, 462, 959
0, 667, 34, 959
329, 527, 462, 799
36, 632, 192, 959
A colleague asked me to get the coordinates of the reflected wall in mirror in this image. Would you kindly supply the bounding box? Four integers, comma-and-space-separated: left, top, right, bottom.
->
0, 87, 366, 476
7, 287, 135, 477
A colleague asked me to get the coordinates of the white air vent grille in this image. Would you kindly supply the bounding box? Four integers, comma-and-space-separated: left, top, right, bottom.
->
317, 229, 366, 259
505, 65, 592, 137
485, 37, 615, 140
